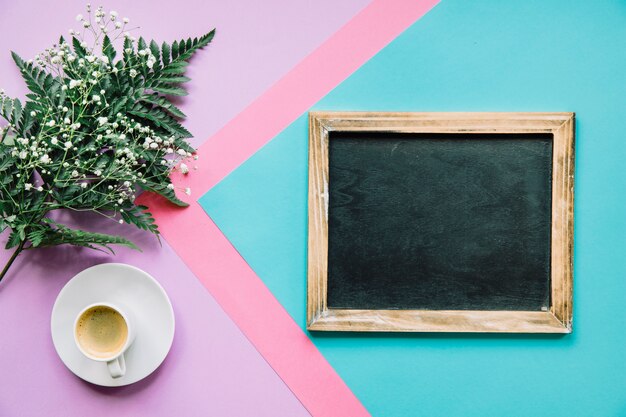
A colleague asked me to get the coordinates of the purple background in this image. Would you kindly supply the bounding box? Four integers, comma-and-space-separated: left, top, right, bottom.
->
0, 0, 370, 415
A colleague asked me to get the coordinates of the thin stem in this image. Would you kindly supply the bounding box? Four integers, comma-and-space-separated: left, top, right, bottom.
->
0, 240, 26, 283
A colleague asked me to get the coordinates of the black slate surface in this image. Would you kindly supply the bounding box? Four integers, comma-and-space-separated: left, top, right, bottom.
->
326, 132, 553, 311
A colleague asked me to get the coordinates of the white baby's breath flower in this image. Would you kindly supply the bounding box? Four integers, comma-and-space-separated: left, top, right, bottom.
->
51, 138, 58, 145
40, 154, 50, 164
123, 17, 129, 23
76, 14, 83, 21
184, 187, 191, 196
65, 141, 72, 149
92, 95, 101, 102
94, 169, 102, 176
37, 186, 43, 192
166, 183, 174, 190
97, 117, 108, 125
18, 150, 28, 159
176, 149, 187, 156
69, 79, 81, 89
180, 163, 189, 174
115, 21, 122, 29
129, 69, 138, 78
71, 170, 79, 177
24, 183, 33, 191
81, 182, 88, 188
46, 120, 56, 127
30, 111, 36, 116
119, 219, 124, 224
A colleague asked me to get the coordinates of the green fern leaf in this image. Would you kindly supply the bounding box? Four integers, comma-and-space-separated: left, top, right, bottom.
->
149, 40, 160, 63
174, 30, 215, 62
173, 137, 195, 153
161, 41, 171, 66
140, 181, 189, 207
0, 147, 15, 173
5, 230, 22, 249
161, 61, 189, 75
139, 93, 186, 118
72, 36, 87, 58
11, 52, 45, 96
37, 219, 141, 253
150, 85, 187, 96
120, 205, 159, 234
161, 42, 172, 67
102, 35, 116, 61
171, 40, 179, 60
128, 105, 192, 137
157, 76, 191, 84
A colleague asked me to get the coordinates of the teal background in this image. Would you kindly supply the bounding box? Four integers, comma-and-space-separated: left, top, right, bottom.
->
200, 1, 626, 416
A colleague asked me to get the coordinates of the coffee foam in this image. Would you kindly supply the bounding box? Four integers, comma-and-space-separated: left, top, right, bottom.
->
75, 305, 128, 359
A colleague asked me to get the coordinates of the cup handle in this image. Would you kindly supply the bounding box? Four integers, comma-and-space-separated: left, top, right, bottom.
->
107, 354, 126, 378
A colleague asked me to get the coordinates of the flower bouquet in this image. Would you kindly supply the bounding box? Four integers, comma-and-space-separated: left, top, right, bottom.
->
0, 5, 214, 281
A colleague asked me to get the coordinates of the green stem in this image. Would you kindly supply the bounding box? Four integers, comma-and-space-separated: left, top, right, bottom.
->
0, 240, 26, 283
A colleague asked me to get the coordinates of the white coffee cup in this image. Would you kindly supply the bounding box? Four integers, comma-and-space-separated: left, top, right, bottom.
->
74, 302, 136, 378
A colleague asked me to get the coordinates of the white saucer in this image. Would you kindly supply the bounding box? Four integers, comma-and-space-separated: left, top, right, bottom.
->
51, 263, 175, 387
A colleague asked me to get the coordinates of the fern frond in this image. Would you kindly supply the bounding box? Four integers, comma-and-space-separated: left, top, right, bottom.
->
139, 93, 186, 118
140, 181, 189, 207
33, 219, 141, 254
129, 103, 192, 137
102, 35, 117, 61
11, 52, 61, 101
120, 205, 159, 234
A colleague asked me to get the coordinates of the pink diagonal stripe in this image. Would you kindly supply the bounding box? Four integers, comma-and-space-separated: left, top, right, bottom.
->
140, 1, 440, 416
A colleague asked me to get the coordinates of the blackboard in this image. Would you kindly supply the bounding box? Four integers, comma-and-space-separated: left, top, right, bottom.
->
326, 132, 553, 311
306, 112, 574, 333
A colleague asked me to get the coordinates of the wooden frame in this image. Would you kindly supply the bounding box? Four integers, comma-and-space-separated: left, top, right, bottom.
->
307, 112, 574, 333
